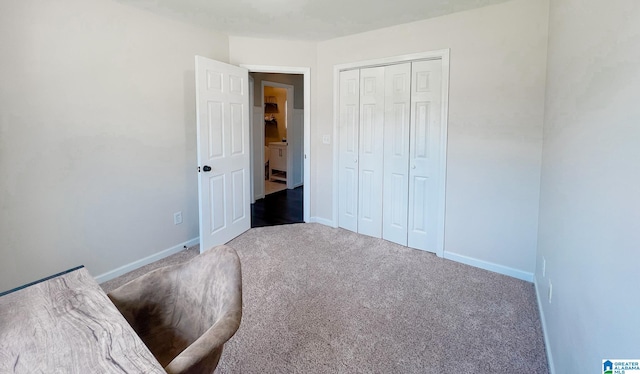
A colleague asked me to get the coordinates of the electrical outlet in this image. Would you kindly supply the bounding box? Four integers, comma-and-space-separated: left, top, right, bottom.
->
173, 211, 183, 225
548, 279, 553, 303
322, 135, 331, 144
542, 257, 546, 277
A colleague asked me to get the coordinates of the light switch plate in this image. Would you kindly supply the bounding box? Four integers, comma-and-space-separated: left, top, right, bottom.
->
322, 135, 331, 144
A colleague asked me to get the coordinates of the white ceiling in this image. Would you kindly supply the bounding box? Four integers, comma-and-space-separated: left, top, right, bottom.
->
117, 0, 513, 41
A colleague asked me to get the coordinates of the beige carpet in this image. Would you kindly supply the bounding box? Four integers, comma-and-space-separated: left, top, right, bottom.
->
102, 223, 548, 373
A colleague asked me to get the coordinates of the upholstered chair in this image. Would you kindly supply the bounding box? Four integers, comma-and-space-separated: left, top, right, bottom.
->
108, 245, 242, 374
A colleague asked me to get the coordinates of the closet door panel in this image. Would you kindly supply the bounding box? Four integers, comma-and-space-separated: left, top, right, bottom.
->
382, 63, 411, 246
408, 60, 442, 252
338, 70, 360, 232
357, 67, 385, 238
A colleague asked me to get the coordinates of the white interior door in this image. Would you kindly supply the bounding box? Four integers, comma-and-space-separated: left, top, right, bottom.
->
338, 69, 360, 232
357, 67, 385, 238
382, 63, 412, 246
195, 56, 250, 253
408, 59, 442, 252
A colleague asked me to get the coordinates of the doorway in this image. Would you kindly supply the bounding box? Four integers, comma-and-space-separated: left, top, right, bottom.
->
195, 58, 311, 251
248, 71, 307, 227
262, 81, 294, 196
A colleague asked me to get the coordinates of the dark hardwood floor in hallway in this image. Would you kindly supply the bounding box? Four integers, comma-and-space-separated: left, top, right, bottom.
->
251, 186, 303, 227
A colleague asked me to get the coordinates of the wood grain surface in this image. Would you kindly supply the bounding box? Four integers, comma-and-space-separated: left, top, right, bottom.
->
0, 268, 165, 373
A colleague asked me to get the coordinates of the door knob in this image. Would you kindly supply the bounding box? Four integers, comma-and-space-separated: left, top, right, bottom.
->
203, 165, 212, 172
412, 165, 416, 169
354, 159, 358, 163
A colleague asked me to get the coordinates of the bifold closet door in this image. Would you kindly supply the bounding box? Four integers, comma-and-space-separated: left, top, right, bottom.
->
339, 59, 444, 253
338, 69, 359, 232
357, 67, 385, 238
408, 59, 443, 252
382, 63, 411, 246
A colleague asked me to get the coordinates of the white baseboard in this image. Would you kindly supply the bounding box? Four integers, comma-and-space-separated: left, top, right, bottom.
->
534, 278, 556, 374
308, 216, 336, 227
93, 237, 199, 284
443, 251, 534, 282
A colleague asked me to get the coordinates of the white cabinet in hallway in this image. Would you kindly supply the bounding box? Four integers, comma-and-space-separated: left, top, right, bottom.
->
269, 142, 288, 183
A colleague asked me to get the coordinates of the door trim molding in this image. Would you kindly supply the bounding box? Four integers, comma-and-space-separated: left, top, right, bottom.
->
240, 65, 311, 223
331, 49, 450, 257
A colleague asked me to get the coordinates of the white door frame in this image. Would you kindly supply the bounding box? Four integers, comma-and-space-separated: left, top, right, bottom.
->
241, 65, 311, 223
331, 50, 450, 257
262, 80, 295, 190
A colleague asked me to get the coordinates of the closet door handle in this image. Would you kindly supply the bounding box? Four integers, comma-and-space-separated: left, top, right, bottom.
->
354, 159, 358, 163
411, 165, 416, 169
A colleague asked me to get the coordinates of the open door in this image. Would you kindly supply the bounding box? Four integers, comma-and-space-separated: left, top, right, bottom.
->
195, 56, 250, 253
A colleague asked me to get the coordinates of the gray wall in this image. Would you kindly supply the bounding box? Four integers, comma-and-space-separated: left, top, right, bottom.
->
0, 0, 229, 291
250, 73, 304, 109
536, 0, 640, 371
